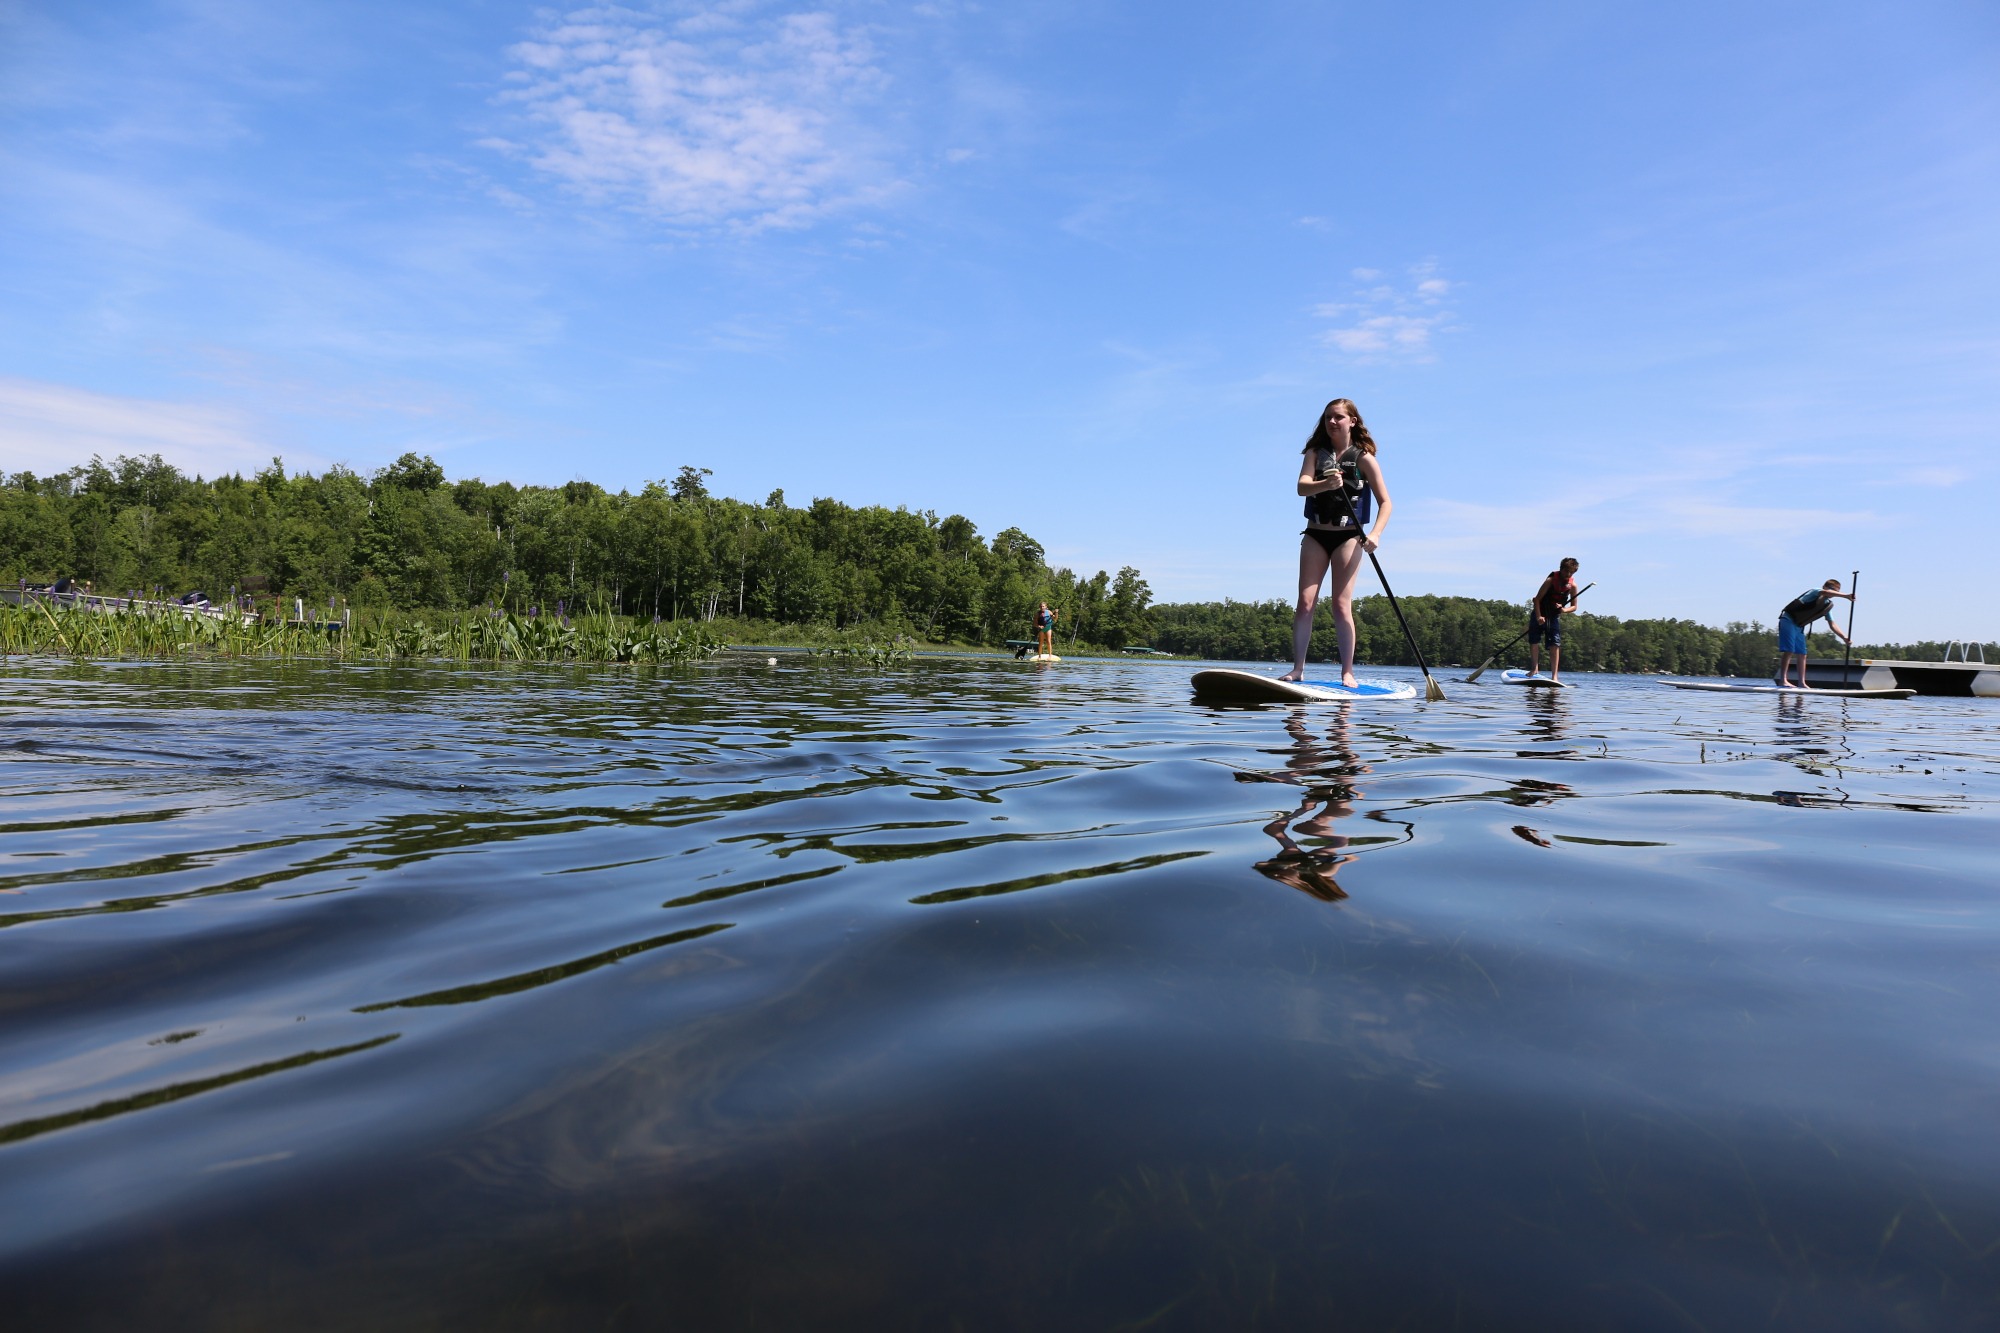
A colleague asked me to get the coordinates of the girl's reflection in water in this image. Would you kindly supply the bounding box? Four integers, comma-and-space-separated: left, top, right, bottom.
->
1250, 707, 1369, 902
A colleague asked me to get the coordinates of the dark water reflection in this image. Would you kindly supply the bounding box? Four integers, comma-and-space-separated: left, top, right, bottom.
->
2, 656, 1998, 1329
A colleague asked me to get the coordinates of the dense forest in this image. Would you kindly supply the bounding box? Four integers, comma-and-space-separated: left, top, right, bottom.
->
0, 454, 1154, 648
4, 453, 1983, 671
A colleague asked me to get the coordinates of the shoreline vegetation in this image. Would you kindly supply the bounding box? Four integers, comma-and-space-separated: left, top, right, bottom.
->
3, 453, 1984, 670
1, 453, 1154, 657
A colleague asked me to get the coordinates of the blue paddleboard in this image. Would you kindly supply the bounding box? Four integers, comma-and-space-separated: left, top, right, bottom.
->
1190, 669, 1418, 703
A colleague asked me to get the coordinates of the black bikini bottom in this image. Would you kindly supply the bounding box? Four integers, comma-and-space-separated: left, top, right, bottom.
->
1303, 526, 1360, 556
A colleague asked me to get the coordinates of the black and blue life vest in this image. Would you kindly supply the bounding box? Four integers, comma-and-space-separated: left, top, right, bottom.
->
1304, 445, 1373, 528
1781, 589, 1831, 627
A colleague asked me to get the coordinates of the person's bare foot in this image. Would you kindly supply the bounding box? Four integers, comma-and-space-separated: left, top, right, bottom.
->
1278, 671, 1304, 682
1341, 672, 1358, 688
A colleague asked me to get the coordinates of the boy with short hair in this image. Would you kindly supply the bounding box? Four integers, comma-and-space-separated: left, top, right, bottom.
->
1527, 558, 1581, 683
1776, 579, 1854, 688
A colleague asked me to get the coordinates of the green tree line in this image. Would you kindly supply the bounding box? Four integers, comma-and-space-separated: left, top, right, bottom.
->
0, 454, 1155, 649
8, 453, 1974, 671
1148, 596, 1981, 676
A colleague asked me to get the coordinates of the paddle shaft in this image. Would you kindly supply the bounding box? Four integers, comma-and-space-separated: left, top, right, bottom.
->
1466, 629, 1529, 682
1323, 482, 1444, 700
1843, 569, 1859, 684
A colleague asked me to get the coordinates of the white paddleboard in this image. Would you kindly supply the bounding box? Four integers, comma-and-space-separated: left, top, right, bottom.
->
1191, 669, 1417, 703
1660, 680, 1916, 700
1500, 670, 1567, 689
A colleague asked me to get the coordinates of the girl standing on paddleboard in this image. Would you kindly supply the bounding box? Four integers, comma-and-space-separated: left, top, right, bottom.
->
1282, 398, 1394, 687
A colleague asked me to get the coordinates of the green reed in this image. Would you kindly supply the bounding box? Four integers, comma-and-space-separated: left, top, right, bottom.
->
0, 603, 725, 664
804, 631, 918, 665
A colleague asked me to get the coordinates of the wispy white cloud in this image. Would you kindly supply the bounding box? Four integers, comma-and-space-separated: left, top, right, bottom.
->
493, 3, 897, 231
1315, 262, 1457, 362
1903, 465, 1971, 488
1395, 455, 1869, 582
0, 376, 319, 479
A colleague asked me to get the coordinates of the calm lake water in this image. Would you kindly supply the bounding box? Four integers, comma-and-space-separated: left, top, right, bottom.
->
2, 655, 1997, 1330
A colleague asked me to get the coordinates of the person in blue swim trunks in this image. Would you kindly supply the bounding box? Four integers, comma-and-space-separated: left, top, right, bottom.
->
1776, 579, 1854, 687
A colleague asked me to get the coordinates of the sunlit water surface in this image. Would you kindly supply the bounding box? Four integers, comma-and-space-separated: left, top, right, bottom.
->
2, 656, 1997, 1330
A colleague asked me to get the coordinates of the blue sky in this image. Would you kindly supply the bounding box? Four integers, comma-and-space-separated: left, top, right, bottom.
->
2, 0, 1996, 640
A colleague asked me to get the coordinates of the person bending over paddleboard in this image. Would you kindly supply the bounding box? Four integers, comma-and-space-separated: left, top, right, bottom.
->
1527, 558, 1581, 683
1283, 398, 1393, 687
1776, 579, 1854, 688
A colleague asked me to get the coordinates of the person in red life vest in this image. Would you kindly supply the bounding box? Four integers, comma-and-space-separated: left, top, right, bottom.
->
1283, 398, 1394, 687
1527, 558, 1581, 683
1776, 579, 1854, 688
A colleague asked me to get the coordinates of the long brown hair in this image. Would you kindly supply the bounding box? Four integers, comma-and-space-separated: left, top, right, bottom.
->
1303, 398, 1377, 457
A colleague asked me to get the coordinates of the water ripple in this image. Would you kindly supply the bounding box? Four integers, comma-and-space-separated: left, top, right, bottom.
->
1, 656, 1997, 1329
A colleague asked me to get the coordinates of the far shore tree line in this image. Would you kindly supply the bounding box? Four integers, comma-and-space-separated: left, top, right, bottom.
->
2, 453, 1982, 672
0, 453, 1154, 649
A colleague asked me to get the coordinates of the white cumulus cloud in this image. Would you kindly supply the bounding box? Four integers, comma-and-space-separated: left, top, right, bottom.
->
494, 3, 896, 231
1315, 262, 1457, 363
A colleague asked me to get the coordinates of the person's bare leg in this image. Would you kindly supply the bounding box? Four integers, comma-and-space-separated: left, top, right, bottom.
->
1327, 540, 1367, 687
1549, 643, 1561, 684
1528, 629, 1542, 676
1796, 648, 1811, 688
1286, 536, 1333, 680
1331, 597, 1358, 687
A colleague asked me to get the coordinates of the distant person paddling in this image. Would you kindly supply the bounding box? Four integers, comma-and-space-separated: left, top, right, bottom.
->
1283, 398, 1393, 687
1776, 579, 1854, 688
1527, 558, 1581, 683
1035, 601, 1058, 657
